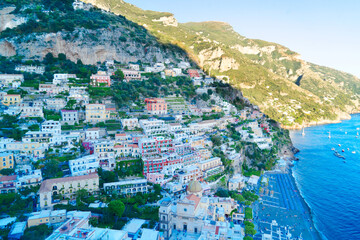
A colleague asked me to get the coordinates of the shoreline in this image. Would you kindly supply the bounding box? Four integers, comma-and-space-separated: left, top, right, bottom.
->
281, 111, 360, 130
288, 168, 324, 240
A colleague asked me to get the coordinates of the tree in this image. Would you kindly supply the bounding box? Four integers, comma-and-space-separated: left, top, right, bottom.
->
58, 53, 67, 61
207, 89, 213, 95
111, 69, 124, 82
89, 217, 98, 227
28, 124, 40, 131
108, 200, 125, 218
244, 236, 254, 240
245, 225, 256, 235
211, 135, 222, 146
0, 168, 15, 176
44, 53, 54, 64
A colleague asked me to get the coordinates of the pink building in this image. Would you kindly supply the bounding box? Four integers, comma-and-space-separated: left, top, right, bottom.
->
145, 98, 167, 115
147, 173, 165, 185
90, 73, 111, 87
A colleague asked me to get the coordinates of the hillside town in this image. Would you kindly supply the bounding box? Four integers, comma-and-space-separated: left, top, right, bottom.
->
0, 57, 295, 240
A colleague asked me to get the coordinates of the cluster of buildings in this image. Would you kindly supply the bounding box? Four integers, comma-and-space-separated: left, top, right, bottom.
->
0, 59, 280, 240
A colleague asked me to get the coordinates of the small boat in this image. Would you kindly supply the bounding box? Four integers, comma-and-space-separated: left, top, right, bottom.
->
357, 132, 359, 136
345, 132, 348, 134
301, 128, 305, 136
342, 149, 345, 152
338, 144, 341, 147
331, 148, 335, 151
347, 148, 350, 151
328, 132, 331, 139
352, 151, 356, 154
334, 151, 346, 159
357, 128, 359, 130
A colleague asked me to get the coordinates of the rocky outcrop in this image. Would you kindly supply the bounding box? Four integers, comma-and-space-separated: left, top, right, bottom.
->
152, 16, 178, 27
0, 6, 27, 32
0, 27, 186, 64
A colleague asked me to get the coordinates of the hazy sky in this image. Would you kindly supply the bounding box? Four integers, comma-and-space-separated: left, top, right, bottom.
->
126, 0, 360, 77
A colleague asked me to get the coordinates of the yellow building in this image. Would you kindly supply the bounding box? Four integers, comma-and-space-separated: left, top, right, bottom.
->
2, 94, 21, 106
85, 104, 109, 123
27, 210, 66, 227
0, 153, 14, 171
39, 173, 99, 210
7, 141, 47, 155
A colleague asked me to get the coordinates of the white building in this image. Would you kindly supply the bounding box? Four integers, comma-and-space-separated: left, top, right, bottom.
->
53, 73, 76, 85
41, 120, 61, 135
69, 155, 99, 176
0, 74, 24, 88
44, 98, 67, 111
139, 119, 168, 136
104, 178, 148, 196
15, 65, 45, 74
121, 118, 140, 130
61, 110, 79, 125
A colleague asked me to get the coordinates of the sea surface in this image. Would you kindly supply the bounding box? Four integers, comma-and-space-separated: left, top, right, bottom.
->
291, 114, 360, 240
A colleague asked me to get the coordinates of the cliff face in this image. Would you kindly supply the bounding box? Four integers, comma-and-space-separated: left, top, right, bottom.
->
0, 27, 184, 64
0, 7, 27, 32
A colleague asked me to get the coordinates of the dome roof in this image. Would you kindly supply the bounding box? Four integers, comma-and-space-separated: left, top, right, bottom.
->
187, 180, 202, 193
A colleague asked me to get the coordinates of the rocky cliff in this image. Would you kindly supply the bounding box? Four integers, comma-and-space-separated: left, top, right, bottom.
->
0, 27, 184, 64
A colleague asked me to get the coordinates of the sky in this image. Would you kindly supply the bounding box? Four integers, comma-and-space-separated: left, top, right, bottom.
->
126, 0, 360, 77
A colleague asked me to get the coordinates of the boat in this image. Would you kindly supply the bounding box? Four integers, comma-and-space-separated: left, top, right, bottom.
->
334, 151, 346, 159
338, 144, 341, 147
331, 148, 335, 151
352, 151, 356, 154
342, 149, 345, 152
328, 131, 331, 139
345, 131, 348, 134
301, 128, 305, 136
347, 148, 350, 151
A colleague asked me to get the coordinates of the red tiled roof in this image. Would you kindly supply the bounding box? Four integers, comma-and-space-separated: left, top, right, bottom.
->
0, 175, 17, 182
186, 194, 201, 209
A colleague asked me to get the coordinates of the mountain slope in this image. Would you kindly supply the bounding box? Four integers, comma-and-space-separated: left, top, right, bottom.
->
82, 0, 360, 127
0, 1, 188, 65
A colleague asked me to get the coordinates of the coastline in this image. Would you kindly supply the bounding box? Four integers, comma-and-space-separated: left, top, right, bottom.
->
288, 168, 324, 240
282, 111, 356, 130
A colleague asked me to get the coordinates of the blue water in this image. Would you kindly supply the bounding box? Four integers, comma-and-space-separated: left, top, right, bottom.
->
291, 114, 360, 240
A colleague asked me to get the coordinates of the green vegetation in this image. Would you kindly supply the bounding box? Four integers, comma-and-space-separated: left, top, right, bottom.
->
1, 0, 128, 39
0, 114, 26, 140
245, 207, 253, 220
22, 224, 53, 240
0, 193, 33, 217
115, 159, 143, 178
244, 220, 257, 236
87, 0, 360, 126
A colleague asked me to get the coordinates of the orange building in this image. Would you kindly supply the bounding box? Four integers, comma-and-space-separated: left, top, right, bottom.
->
145, 98, 167, 115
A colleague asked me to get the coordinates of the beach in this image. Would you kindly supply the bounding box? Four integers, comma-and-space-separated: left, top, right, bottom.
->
254, 170, 322, 240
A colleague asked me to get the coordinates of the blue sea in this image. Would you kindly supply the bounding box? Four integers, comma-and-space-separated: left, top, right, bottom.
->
291, 114, 360, 240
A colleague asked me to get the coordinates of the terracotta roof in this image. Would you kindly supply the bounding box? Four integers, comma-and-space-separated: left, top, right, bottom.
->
61, 109, 77, 112
0, 175, 18, 182
186, 194, 201, 209
39, 173, 98, 193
